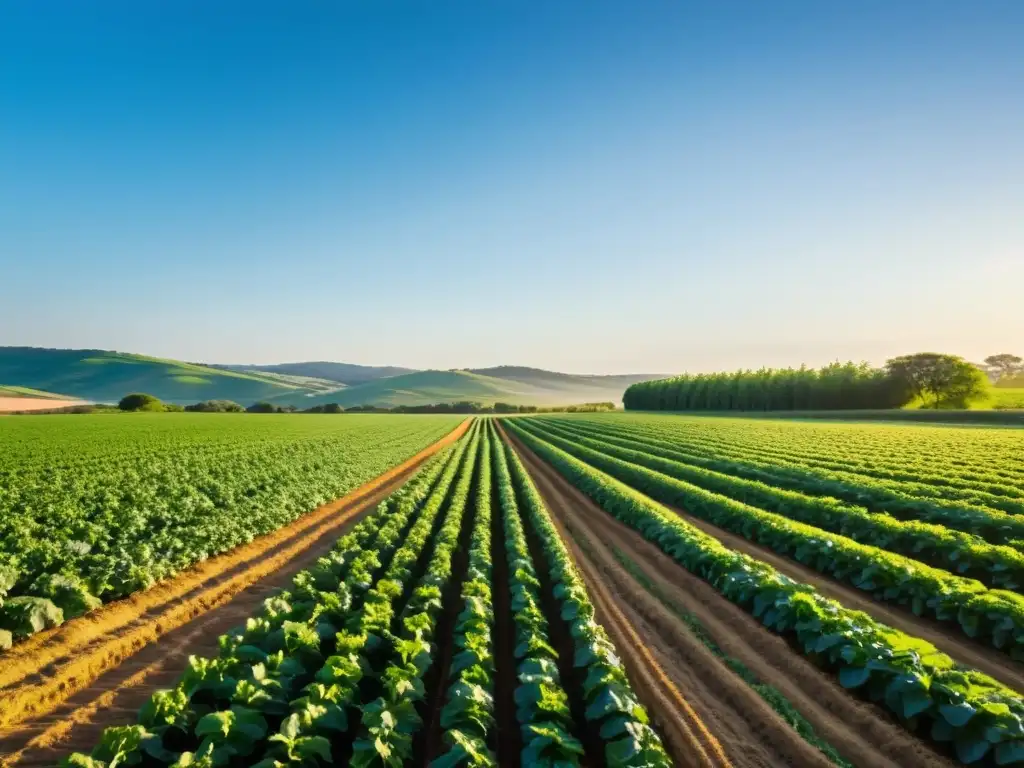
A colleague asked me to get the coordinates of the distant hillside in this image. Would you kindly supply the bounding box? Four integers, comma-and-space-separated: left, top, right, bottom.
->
0, 347, 323, 404
299, 367, 664, 409
2, 348, 660, 408
297, 370, 533, 408
218, 361, 415, 386
0, 384, 71, 400
469, 366, 664, 397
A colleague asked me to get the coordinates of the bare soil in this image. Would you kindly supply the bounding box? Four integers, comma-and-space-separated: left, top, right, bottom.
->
0, 419, 470, 768
0, 397, 87, 413
505, 427, 958, 768
664, 503, 1024, 693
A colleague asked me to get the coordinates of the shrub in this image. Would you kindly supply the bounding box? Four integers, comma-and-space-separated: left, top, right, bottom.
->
118, 393, 163, 412
185, 400, 244, 413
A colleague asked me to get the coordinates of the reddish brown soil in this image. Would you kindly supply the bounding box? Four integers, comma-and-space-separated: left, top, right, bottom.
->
505, 427, 958, 768
0, 397, 87, 413
663, 504, 1024, 693
0, 419, 470, 768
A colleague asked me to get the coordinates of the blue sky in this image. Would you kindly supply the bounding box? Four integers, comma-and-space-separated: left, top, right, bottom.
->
2, 2, 1022, 374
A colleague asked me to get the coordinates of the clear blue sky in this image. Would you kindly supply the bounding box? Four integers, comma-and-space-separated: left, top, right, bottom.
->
2, 2, 1022, 374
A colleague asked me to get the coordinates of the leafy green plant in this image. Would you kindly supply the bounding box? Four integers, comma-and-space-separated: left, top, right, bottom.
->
507, 421, 1024, 764
515, 418, 1024, 660
0, 414, 462, 648
61, 434, 471, 768
501, 431, 672, 768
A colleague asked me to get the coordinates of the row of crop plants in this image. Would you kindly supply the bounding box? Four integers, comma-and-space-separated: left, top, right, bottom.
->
596, 414, 1024, 501
514, 418, 1024, 661
63, 419, 674, 768
528, 417, 1024, 590
0, 416, 463, 651
559, 413, 1024, 509
505, 419, 1024, 766
587, 412, 1024, 488
63, 420, 476, 768
541, 415, 1024, 543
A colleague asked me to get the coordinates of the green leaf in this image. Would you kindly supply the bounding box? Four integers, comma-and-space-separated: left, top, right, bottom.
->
940, 703, 977, 728
838, 665, 871, 689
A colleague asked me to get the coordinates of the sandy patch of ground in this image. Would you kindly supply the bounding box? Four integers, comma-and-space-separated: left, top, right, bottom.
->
0, 397, 88, 413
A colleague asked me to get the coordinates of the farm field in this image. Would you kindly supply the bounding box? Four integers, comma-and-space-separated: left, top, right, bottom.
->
0, 414, 463, 649
1, 413, 1023, 768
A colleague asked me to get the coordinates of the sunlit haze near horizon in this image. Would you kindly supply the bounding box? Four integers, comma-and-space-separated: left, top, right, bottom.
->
2, 2, 1022, 375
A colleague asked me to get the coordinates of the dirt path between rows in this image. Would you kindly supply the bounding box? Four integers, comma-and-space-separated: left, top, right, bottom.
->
0, 419, 470, 768
505, 428, 957, 768
504, 438, 728, 767
661, 503, 1024, 693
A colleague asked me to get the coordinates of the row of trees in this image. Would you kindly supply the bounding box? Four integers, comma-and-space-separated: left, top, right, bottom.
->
622, 354, 992, 412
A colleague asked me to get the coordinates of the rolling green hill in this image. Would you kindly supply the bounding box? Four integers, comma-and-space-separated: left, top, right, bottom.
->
296, 370, 533, 408
298, 368, 665, 408
219, 361, 415, 386
1, 348, 663, 408
468, 366, 663, 398
0, 348, 322, 404
0, 384, 73, 400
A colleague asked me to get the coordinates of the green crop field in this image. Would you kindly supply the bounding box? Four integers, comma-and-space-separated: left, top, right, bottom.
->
995, 388, 1024, 410
6, 413, 1024, 768
503, 412, 1024, 765
50, 420, 674, 768
0, 414, 461, 647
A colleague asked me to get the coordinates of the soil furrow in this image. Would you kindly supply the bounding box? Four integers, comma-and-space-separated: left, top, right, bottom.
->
506, 428, 957, 768
504, 428, 728, 768
0, 419, 470, 768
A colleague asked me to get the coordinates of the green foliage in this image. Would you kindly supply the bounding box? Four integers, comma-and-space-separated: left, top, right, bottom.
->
0, 414, 461, 646
63, 435, 469, 768
184, 400, 245, 413
529, 417, 1024, 591
118, 392, 164, 412
500, 430, 672, 768
0, 346, 315, 404
984, 354, 1023, 382
0, 595, 64, 638
349, 425, 483, 767
994, 389, 1024, 410
248, 401, 298, 413
625, 361, 909, 411
507, 420, 1024, 762
516, 418, 1024, 659
887, 353, 992, 409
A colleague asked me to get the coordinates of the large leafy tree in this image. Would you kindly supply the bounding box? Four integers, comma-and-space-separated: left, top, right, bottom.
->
885, 353, 990, 409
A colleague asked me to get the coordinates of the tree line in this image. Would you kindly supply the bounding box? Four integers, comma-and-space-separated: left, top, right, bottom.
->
623, 353, 1003, 412
112, 394, 617, 415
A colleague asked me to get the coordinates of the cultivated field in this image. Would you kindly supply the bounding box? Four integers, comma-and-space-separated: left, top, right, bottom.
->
0, 412, 1022, 767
